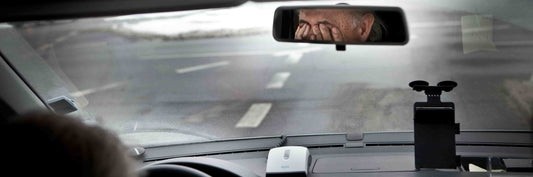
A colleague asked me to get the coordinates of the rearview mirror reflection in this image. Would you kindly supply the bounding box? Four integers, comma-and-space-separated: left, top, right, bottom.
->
273, 6, 409, 45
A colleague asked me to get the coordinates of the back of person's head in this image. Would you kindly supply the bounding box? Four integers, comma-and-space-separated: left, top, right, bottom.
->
0, 113, 137, 177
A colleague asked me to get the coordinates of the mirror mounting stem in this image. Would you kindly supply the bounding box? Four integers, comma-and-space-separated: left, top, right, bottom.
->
336, 44, 346, 51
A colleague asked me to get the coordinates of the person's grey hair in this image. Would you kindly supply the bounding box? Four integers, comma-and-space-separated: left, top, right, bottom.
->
351, 10, 387, 42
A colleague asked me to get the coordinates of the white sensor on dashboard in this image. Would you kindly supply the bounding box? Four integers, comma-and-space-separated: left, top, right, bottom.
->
266, 146, 311, 177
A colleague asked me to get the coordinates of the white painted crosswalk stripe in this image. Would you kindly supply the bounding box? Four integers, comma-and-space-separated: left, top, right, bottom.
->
235, 103, 272, 128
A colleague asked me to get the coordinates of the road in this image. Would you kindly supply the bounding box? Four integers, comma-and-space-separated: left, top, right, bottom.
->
12, 2, 533, 145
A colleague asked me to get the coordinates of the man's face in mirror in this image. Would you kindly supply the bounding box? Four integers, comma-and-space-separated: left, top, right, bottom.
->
295, 9, 375, 43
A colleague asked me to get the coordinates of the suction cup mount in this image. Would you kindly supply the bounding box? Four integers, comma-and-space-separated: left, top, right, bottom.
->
409, 80, 457, 103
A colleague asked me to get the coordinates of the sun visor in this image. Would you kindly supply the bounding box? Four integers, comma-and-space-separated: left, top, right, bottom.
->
1, 0, 247, 22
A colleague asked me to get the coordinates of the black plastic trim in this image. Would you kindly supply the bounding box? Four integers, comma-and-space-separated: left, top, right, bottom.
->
1, 0, 247, 22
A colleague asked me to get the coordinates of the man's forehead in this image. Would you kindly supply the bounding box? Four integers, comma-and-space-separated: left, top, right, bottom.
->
300, 9, 353, 16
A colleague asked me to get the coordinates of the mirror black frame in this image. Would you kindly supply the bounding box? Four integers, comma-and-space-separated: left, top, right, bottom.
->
0, 0, 247, 22
272, 6, 410, 45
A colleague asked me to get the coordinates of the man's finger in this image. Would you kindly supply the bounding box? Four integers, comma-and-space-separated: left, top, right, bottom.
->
312, 25, 323, 40
295, 25, 302, 39
331, 27, 343, 42
296, 24, 307, 40
302, 24, 310, 39
310, 34, 316, 40
295, 24, 307, 40
319, 24, 332, 41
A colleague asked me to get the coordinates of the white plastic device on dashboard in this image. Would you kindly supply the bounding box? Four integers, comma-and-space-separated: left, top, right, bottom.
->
266, 146, 311, 177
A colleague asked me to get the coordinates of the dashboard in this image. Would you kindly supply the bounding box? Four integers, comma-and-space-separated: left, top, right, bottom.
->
140, 132, 533, 177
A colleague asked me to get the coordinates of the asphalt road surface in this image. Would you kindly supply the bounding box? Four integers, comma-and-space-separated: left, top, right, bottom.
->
11, 2, 533, 145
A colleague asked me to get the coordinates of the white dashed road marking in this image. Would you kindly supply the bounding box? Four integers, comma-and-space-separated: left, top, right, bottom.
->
140, 47, 323, 60
235, 103, 272, 128
273, 47, 321, 64
55, 35, 70, 43
285, 53, 303, 64
266, 72, 291, 89
71, 81, 127, 97
273, 47, 322, 56
38, 43, 54, 51
176, 61, 229, 74
39, 31, 79, 51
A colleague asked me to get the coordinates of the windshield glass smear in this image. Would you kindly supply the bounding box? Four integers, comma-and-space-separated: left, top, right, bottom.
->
6, 0, 533, 146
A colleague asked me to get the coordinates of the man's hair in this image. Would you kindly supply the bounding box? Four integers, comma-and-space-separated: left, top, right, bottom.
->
350, 10, 387, 42
0, 113, 137, 177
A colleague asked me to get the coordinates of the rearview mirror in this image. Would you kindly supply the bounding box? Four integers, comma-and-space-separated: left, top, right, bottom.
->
273, 6, 409, 45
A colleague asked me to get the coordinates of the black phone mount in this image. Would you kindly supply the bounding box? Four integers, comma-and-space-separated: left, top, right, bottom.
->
409, 80, 460, 170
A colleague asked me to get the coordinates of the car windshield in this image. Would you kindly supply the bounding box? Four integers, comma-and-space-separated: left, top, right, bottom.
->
4, 0, 533, 146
